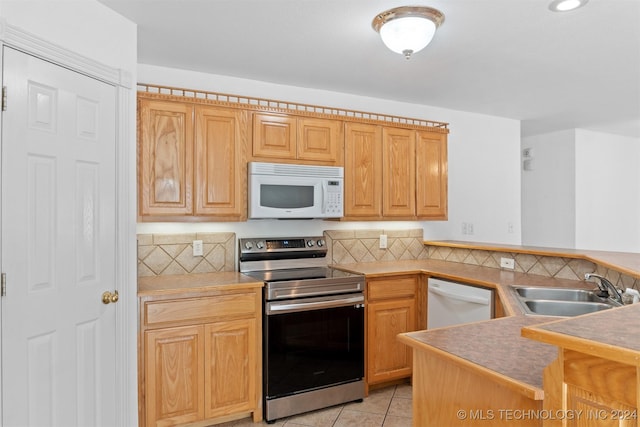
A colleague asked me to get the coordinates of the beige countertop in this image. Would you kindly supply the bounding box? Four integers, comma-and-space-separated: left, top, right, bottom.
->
522, 303, 640, 366
138, 271, 263, 297
332, 258, 594, 317
398, 316, 557, 400
332, 257, 638, 398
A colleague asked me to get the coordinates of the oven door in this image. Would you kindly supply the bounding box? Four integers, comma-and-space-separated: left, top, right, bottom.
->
264, 293, 364, 400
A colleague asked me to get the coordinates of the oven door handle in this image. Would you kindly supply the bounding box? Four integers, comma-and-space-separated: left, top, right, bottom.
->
266, 295, 364, 315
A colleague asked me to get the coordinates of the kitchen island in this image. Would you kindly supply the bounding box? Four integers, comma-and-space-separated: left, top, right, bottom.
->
397, 316, 556, 426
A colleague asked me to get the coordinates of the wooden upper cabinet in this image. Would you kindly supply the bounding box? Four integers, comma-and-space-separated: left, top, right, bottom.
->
194, 106, 247, 218
137, 95, 247, 221
138, 98, 194, 216
416, 131, 448, 219
382, 127, 416, 217
252, 113, 296, 159
297, 117, 341, 163
252, 112, 342, 165
344, 124, 448, 220
344, 122, 382, 218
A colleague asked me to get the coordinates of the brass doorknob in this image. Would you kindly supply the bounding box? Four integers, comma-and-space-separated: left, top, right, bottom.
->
102, 290, 119, 304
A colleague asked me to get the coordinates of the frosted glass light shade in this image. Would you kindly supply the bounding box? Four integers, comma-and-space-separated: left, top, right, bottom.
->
372, 6, 445, 60
379, 16, 436, 57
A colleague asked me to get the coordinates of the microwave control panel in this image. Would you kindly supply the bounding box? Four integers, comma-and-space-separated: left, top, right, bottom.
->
325, 180, 342, 215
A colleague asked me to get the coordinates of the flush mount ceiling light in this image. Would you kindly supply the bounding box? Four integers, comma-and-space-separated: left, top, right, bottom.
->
548, 0, 589, 12
372, 6, 445, 60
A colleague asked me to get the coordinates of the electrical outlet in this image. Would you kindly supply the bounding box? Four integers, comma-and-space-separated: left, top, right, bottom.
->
461, 222, 468, 235
467, 223, 474, 235
193, 240, 203, 257
500, 257, 515, 269
508, 222, 514, 234
379, 234, 387, 249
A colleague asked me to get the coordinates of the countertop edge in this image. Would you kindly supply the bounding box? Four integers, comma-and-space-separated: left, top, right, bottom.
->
398, 332, 544, 400
138, 272, 264, 297
521, 317, 640, 366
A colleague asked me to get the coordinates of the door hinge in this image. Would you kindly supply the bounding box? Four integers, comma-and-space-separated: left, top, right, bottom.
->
1, 86, 6, 112
1, 273, 6, 296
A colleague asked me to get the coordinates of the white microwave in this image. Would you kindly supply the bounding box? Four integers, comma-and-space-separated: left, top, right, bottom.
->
248, 162, 344, 219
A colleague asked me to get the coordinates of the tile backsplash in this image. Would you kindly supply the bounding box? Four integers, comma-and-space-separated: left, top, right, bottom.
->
136, 229, 639, 291
425, 244, 639, 290
325, 228, 429, 264
137, 232, 235, 277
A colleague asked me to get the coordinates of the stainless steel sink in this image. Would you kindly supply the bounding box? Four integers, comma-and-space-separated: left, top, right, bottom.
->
511, 286, 620, 317
514, 287, 605, 302
523, 300, 614, 316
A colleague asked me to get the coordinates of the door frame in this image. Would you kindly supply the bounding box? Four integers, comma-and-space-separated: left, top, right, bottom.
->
0, 18, 137, 426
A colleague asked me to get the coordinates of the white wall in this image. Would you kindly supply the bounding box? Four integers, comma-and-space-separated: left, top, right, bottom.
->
521, 130, 576, 247
521, 128, 640, 252
137, 64, 523, 244
0, 0, 136, 73
575, 129, 640, 252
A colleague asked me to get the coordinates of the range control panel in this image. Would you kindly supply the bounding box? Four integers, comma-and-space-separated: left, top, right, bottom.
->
239, 236, 326, 254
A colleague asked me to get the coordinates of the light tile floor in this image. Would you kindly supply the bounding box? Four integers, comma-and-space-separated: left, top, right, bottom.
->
216, 383, 412, 427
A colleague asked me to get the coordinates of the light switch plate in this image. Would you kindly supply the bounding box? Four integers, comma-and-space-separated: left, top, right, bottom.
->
379, 234, 387, 249
193, 240, 204, 257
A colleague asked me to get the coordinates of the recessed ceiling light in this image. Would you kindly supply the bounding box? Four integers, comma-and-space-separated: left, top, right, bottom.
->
548, 0, 589, 12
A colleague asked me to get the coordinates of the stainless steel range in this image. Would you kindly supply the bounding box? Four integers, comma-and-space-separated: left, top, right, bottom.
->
239, 236, 365, 423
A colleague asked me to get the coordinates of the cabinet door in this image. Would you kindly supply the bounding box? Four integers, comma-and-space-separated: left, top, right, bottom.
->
382, 127, 415, 217
367, 298, 416, 385
138, 99, 193, 216
563, 350, 637, 427
416, 131, 448, 219
344, 122, 382, 218
297, 117, 342, 163
204, 318, 258, 419
252, 113, 297, 159
194, 106, 247, 219
145, 325, 205, 427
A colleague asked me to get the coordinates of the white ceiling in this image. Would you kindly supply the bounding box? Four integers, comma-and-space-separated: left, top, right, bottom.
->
98, 0, 640, 138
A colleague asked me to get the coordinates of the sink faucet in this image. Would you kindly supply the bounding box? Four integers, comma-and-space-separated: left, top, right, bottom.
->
584, 273, 623, 304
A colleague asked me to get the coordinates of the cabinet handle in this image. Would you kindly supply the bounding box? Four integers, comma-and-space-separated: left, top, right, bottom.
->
428, 285, 490, 305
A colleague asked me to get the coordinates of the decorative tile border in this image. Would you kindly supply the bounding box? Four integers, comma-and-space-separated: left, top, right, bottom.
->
325, 228, 428, 264
137, 232, 235, 277
426, 245, 640, 290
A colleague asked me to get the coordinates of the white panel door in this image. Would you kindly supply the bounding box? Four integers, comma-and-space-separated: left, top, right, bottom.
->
1, 47, 117, 426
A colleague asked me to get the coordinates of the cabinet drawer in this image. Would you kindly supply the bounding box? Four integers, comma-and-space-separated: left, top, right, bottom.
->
144, 292, 258, 326
368, 276, 417, 301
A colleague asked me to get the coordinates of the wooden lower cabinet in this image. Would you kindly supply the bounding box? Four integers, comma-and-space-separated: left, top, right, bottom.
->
543, 349, 638, 427
139, 288, 261, 427
366, 275, 421, 388
145, 326, 205, 426
204, 319, 258, 419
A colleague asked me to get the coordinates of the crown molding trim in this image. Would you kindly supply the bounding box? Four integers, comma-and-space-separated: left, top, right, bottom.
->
0, 17, 131, 88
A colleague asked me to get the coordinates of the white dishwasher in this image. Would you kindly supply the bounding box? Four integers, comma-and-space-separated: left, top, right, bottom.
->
427, 278, 494, 329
